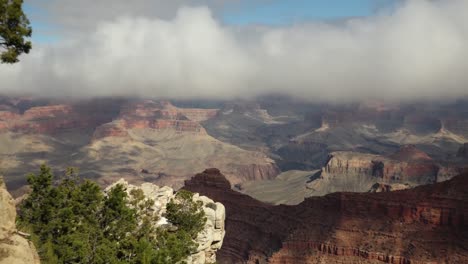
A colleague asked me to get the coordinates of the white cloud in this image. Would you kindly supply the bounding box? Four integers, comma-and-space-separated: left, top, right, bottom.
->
2, 0, 468, 101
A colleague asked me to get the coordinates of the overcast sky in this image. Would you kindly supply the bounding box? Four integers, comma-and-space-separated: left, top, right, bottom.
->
1, 0, 467, 102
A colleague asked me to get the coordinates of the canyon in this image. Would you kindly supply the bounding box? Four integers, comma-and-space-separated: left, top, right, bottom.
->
0, 95, 467, 263
1, 96, 467, 199
0, 98, 279, 193
241, 145, 466, 204
184, 168, 468, 264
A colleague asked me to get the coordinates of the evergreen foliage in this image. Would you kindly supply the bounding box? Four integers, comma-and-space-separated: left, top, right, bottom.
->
18, 165, 206, 264
166, 190, 207, 238
0, 0, 32, 63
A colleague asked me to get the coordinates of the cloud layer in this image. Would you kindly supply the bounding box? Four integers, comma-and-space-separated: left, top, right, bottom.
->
2, 0, 468, 101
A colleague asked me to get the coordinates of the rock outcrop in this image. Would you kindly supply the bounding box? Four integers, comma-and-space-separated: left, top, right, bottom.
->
323, 146, 440, 184
184, 168, 468, 264
184, 169, 285, 264
105, 178, 226, 264
0, 177, 40, 264
303, 146, 451, 196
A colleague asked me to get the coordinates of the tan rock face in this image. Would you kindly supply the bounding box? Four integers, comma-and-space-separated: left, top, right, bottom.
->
0, 178, 16, 240
230, 163, 281, 183
303, 148, 446, 196
105, 178, 226, 264
0, 177, 40, 264
323, 148, 440, 184
184, 169, 468, 264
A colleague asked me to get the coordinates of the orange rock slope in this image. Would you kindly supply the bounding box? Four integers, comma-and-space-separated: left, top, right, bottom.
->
184, 169, 468, 264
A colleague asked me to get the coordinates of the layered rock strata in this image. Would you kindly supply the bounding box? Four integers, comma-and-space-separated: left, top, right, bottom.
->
184, 168, 468, 264
115, 100, 217, 134
322, 146, 440, 184
0, 103, 118, 134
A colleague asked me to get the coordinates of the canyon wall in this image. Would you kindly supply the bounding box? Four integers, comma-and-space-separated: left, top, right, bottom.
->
90, 100, 217, 140
322, 147, 440, 185
184, 169, 468, 264
0, 103, 118, 134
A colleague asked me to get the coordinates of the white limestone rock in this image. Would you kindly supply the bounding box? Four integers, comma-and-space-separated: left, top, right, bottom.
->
105, 178, 226, 264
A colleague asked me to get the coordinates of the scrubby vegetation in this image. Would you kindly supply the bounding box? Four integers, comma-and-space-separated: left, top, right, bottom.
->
18, 165, 206, 264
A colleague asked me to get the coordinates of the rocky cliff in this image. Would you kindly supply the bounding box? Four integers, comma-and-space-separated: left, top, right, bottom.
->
304, 146, 453, 196
184, 169, 468, 264
0, 177, 40, 264
2, 99, 218, 135
91, 100, 216, 140
105, 178, 226, 264
184, 169, 288, 264
322, 146, 440, 184
118, 100, 215, 133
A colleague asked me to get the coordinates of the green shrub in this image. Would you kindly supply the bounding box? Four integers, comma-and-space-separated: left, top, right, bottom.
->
18, 165, 207, 264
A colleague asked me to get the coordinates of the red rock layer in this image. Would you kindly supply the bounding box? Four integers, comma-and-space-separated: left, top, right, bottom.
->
270, 242, 414, 264
0, 104, 116, 134
92, 122, 129, 140
121, 119, 206, 133
104, 100, 218, 135
184, 169, 468, 264
80, 100, 219, 139
0, 99, 218, 136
